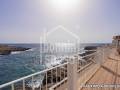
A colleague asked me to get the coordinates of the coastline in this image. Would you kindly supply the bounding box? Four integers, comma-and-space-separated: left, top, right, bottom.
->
0, 44, 30, 55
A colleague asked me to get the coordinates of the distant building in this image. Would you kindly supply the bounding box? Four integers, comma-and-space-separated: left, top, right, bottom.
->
112, 35, 120, 48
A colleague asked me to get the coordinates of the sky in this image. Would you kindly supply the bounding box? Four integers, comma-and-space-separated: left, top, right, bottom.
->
0, 0, 120, 43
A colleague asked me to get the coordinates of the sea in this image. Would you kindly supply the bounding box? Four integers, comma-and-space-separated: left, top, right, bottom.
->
0, 43, 104, 85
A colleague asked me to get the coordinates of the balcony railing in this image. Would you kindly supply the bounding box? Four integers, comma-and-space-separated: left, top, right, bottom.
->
0, 62, 68, 90
0, 47, 110, 90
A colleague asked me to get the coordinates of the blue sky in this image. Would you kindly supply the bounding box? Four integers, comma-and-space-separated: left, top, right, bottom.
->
0, 0, 120, 43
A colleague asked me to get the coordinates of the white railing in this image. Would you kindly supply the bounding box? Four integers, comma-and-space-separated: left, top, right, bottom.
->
0, 48, 107, 90
0, 62, 68, 90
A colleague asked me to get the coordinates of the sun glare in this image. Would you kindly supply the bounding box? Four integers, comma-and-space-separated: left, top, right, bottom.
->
48, 0, 80, 12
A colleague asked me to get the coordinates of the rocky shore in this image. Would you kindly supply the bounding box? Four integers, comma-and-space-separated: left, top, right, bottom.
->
0, 45, 30, 55
79, 46, 98, 63
80, 46, 97, 57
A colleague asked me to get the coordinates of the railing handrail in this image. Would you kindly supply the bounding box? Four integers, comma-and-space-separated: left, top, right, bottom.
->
0, 62, 68, 88
80, 52, 96, 58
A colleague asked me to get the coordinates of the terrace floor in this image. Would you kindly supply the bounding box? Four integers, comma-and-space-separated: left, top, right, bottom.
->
81, 48, 120, 90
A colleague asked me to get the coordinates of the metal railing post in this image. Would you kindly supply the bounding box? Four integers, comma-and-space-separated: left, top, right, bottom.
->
64, 66, 66, 78
23, 79, 25, 90
67, 57, 78, 90
56, 67, 58, 83
46, 72, 48, 90
40, 83, 41, 90
51, 69, 53, 85
32, 76, 34, 90
59, 67, 61, 89
11, 83, 14, 90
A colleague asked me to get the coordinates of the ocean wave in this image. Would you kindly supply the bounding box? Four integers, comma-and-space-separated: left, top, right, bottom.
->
11, 51, 23, 54
11, 48, 35, 55
46, 60, 61, 68
26, 75, 44, 89
26, 48, 35, 51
